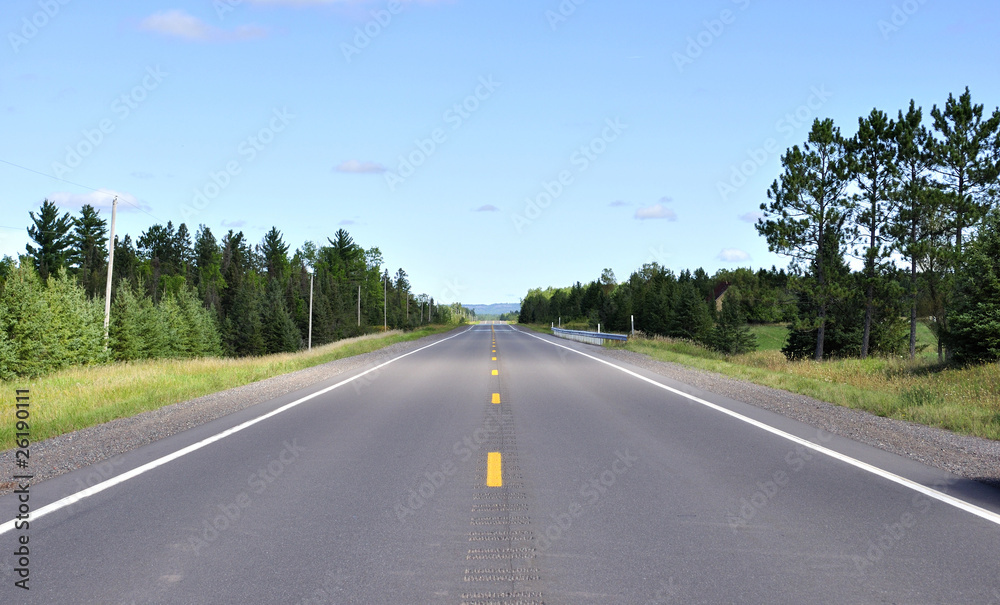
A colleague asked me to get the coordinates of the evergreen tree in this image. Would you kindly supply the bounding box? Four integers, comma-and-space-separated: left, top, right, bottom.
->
224, 276, 265, 357
758, 118, 855, 360
70, 204, 109, 298
111, 234, 140, 295
193, 225, 225, 313
668, 281, 712, 343
709, 287, 758, 355
888, 101, 940, 359
259, 227, 290, 283
929, 87, 1000, 258
848, 108, 899, 358
262, 277, 300, 353
947, 209, 1000, 363
26, 199, 74, 281
0, 263, 105, 376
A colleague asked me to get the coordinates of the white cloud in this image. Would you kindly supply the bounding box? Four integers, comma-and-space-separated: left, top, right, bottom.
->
139, 10, 267, 41
717, 248, 750, 262
475, 205, 499, 212
634, 203, 677, 221
48, 189, 152, 213
333, 160, 386, 174
739, 211, 764, 223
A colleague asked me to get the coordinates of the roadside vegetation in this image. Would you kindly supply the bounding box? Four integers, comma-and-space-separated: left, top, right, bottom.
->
518, 87, 1000, 440
0, 325, 454, 447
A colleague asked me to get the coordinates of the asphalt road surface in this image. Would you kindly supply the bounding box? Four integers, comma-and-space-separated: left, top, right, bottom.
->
2, 325, 999, 604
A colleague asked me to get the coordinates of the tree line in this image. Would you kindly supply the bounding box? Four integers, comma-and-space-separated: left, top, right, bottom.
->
1, 204, 471, 379
522, 88, 1000, 365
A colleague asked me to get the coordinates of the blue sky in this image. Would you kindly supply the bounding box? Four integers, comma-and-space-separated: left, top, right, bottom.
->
3, 0, 999, 304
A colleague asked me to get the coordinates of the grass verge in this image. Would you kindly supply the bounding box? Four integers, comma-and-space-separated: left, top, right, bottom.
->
1, 325, 455, 446
522, 324, 1000, 441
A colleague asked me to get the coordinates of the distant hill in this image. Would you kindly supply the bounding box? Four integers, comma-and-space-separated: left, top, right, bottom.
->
468, 303, 520, 317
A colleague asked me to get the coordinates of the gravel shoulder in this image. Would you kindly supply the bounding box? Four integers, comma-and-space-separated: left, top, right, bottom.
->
2, 326, 997, 498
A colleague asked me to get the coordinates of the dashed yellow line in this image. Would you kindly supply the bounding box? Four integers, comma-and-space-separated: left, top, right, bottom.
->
487, 452, 502, 487
492, 356, 497, 361
491, 369, 498, 376
492, 393, 500, 404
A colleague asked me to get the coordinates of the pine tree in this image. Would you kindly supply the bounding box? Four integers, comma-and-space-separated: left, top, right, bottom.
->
668, 282, 712, 343
929, 87, 1000, 258
70, 204, 108, 299
258, 227, 290, 283
757, 118, 855, 360
848, 108, 899, 358
109, 283, 145, 361
947, 209, 1000, 364
888, 101, 940, 359
262, 277, 300, 353
193, 225, 225, 313
709, 287, 757, 355
111, 234, 140, 295
26, 199, 74, 281
0, 262, 105, 376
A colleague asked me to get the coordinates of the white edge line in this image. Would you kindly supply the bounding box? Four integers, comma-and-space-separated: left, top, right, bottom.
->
0, 326, 473, 536
520, 329, 1000, 527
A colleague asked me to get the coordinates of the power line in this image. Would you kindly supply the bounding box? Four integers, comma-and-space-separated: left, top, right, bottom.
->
0, 157, 162, 222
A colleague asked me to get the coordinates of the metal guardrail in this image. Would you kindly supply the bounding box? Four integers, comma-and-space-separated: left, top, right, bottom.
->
551, 327, 628, 345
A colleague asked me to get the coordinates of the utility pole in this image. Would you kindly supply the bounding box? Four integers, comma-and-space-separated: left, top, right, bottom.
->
383, 274, 387, 331
102, 195, 118, 349
307, 266, 314, 350
357, 284, 360, 327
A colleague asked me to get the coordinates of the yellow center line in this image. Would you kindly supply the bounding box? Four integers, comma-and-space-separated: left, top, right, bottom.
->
492, 356, 497, 361
491, 393, 500, 404
491, 369, 498, 376
487, 452, 502, 487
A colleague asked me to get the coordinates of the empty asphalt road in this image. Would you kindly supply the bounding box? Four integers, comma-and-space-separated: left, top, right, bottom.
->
2, 324, 999, 604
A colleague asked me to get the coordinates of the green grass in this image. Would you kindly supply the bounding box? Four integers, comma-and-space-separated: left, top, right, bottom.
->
0, 325, 455, 447
749, 324, 790, 351
522, 323, 1000, 441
